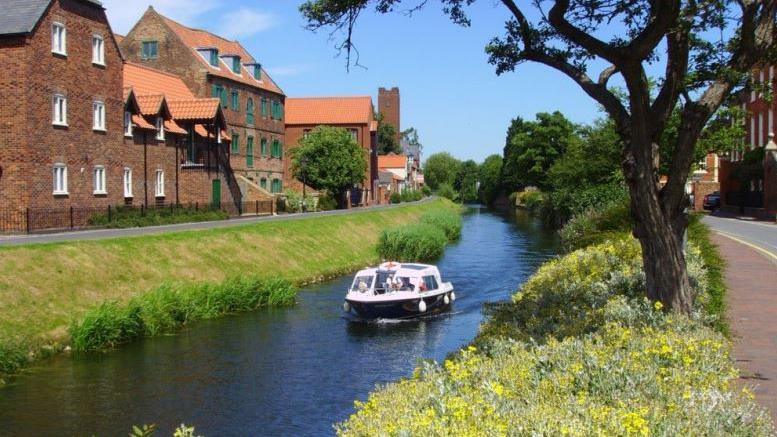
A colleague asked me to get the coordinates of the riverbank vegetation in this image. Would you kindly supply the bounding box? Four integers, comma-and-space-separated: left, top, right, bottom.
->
88, 204, 230, 229
377, 209, 463, 262
336, 206, 772, 435
0, 199, 456, 381
70, 277, 295, 351
423, 152, 503, 205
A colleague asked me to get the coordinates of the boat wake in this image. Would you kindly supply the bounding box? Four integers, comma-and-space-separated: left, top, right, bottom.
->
344, 310, 462, 324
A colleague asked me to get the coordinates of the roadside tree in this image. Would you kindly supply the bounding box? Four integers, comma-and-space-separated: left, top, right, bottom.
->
300, 0, 776, 313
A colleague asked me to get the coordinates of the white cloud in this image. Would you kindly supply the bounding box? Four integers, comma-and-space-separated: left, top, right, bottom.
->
102, 2, 275, 40
265, 64, 313, 77
213, 8, 277, 40
102, 0, 218, 35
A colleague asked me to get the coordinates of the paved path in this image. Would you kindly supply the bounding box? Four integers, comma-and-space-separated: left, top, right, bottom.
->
0, 199, 432, 247
704, 216, 777, 424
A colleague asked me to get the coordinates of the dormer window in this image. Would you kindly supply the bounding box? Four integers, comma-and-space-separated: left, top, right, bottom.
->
246, 63, 262, 80
221, 55, 241, 74
197, 48, 219, 67
92, 34, 104, 65
156, 116, 164, 141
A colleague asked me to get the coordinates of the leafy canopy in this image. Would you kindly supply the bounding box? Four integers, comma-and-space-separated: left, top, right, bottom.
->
423, 152, 461, 190
376, 112, 402, 155
291, 125, 367, 197
455, 160, 480, 203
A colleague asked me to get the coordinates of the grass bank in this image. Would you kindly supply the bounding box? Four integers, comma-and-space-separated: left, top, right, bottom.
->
0, 199, 458, 380
337, 210, 772, 435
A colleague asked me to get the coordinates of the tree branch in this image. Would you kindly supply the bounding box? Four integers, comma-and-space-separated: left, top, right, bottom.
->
547, 0, 624, 65
598, 65, 619, 86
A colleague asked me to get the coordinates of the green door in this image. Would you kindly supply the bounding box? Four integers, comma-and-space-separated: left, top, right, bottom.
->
211, 179, 221, 209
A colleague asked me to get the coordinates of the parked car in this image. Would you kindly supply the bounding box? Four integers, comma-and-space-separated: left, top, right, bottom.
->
703, 191, 721, 211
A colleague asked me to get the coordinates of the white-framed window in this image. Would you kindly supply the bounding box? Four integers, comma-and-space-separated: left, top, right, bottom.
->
53, 94, 67, 126
124, 111, 133, 137
93, 166, 106, 194
53, 164, 68, 195
92, 34, 104, 65
349, 129, 358, 141
155, 170, 165, 197
51, 22, 66, 55
93, 101, 105, 131
156, 116, 165, 141
123, 168, 133, 198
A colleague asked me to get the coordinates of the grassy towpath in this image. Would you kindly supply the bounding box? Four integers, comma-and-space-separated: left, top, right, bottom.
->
0, 199, 456, 377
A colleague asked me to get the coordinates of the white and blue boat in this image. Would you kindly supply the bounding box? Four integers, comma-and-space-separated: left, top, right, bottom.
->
343, 262, 455, 319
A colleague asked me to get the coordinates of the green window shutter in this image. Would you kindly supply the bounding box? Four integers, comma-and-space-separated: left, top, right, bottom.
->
209, 50, 218, 66
233, 57, 241, 74
231, 91, 239, 111
219, 87, 227, 107
247, 98, 254, 125
261, 98, 267, 117
231, 133, 239, 154
261, 138, 267, 156
212, 84, 219, 98
246, 137, 254, 167
260, 178, 267, 189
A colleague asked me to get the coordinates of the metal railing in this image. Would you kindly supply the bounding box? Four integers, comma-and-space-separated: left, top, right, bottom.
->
0, 200, 275, 235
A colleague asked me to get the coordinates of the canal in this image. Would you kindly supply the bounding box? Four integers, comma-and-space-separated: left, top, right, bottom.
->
0, 207, 558, 436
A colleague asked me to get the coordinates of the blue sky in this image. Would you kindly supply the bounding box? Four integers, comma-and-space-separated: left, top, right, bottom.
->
105, 0, 611, 163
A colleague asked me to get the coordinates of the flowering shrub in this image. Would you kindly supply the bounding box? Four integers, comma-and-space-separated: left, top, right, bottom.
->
337, 236, 774, 436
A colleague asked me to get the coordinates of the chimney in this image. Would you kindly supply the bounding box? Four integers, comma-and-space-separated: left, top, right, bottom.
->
378, 87, 401, 144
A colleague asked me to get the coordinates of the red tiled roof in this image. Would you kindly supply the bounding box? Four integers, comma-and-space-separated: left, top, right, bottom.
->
378, 154, 408, 169
136, 94, 165, 116
285, 96, 374, 125
159, 15, 284, 96
132, 114, 155, 130
124, 63, 195, 100
167, 99, 220, 121
165, 119, 188, 135
123, 86, 132, 100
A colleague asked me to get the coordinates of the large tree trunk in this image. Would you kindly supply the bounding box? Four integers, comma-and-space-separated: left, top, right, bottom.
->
624, 142, 694, 314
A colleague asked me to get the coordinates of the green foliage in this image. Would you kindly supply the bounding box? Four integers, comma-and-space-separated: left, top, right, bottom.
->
400, 189, 423, 202
732, 147, 767, 189
291, 126, 367, 203
421, 185, 432, 196
560, 200, 633, 252
0, 340, 29, 378
543, 182, 630, 226
420, 210, 462, 241
70, 277, 296, 351
316, 193, 338, 211
338, 233, 771, 436
687, 215, 728, 335
377, 223, 448, 262
129, 424, 157, 437
282, 190, 317, 213
478, 154, 503, 205
88, 205, 229, 229
389, 192, 401, 204
454, 160, 480, 203
423, 152, 461, 190
501, 112, 578, 191
547, 118, 623, 189
376, 112, 402, 155
516, 189, 544, 211
435, 183, 459, 202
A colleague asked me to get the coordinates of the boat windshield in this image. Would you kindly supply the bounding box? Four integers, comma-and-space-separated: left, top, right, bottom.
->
351, 275, 374, 292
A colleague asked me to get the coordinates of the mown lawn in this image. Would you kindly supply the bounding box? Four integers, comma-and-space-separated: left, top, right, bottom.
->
0, 199, 456, 365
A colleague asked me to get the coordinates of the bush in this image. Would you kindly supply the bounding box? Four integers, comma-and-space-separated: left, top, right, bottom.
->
317, 193, 338, 211
400, 189, 423, 202
420, 210, 462, 241
283, 190, 317, 213
559, 199, 632, 252
421, 185, 432, 196
88, 205, 229, 229
389, 192, 402, 204
70, 277, 296, 351
377, 223, 448, 262
435, 183, 459, 202
543, 182, 629, 226
337, 228, 772, 436
518, 189, 544, 211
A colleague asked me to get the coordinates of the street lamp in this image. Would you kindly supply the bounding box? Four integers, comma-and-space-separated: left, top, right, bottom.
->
301, 156, 308, 213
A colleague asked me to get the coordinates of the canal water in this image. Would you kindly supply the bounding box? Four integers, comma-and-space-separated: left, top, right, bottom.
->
0, 207, 558, 437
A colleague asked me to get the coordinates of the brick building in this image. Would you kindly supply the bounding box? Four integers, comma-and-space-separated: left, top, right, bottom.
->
0, 0, 126, 218
718, 65, 776, 218
285, 96, 378, 205
118, 7, 285, 198
122, 62, 240, 210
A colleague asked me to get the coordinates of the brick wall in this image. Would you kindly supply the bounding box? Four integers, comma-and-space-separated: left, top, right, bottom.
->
378, 87, 400, 143
0, 36, 30, 212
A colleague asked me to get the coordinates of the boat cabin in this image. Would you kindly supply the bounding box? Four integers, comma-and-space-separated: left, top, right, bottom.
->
350, 262, 442, 295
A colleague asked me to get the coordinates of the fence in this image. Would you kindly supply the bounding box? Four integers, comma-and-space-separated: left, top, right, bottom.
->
725, 191, 764, 209
0, 200, 275, 235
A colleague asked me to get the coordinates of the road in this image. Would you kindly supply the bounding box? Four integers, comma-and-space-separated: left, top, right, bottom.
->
702, 215, 777, 260
0, 199, 432, 247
